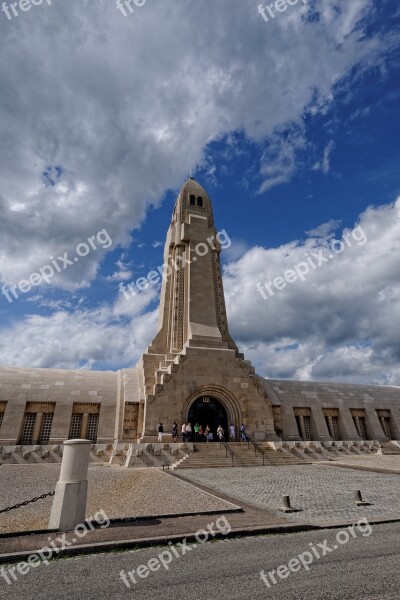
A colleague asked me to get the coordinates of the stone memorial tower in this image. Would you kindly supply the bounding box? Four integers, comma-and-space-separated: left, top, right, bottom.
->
135, 178, 277, 442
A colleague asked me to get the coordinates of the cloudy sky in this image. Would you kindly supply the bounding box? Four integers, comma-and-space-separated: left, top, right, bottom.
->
0, 0, 399, 384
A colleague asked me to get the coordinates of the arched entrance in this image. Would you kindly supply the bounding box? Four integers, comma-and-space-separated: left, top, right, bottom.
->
188, 396, 228, 442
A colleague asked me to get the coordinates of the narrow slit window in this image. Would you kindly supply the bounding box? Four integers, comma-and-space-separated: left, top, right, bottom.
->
21, 413, 36, 445
39, 413, 54, 444
69, 414, 82, 439
87, 414, 99, 443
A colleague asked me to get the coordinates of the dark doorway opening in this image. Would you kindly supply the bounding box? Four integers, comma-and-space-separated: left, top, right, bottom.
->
188, 396, 228, 442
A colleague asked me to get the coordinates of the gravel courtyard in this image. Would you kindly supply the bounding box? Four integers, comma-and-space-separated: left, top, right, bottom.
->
178, 463, 400, 525
0, 465, 238, 534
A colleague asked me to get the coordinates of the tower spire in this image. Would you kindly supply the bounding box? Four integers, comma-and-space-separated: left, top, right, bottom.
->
149, 178, 237, 356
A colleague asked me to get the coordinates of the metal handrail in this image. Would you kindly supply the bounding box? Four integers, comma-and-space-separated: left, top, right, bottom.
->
219, 439, 234, 466
245, 434, 265, 465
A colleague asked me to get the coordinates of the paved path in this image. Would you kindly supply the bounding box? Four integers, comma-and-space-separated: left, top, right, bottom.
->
0, 465, 237, 533
1, 522, 398, 600
324, 455, 400, 473
178, 464, 400, 525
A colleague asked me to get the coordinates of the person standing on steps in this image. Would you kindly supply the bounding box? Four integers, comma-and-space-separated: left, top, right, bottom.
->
229, 423, 235, 442
217, 424, 224, 442
181, 422, 187, 443
194, 422, 200, 442
240, 423, 246, 442
172, 421, 178, 441
186, 422, 192, 442
205, 424, 210, 442
158, 422, 164, 443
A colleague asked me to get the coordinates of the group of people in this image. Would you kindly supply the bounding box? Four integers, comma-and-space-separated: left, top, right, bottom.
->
218, 423, 247, 442
180, 422, 211, 442
157, 421, 247, 443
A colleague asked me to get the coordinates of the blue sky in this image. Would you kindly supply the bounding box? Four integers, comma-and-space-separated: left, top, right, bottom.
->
0, 0, 399, 384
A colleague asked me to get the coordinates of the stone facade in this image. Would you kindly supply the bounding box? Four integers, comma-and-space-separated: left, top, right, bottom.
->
0, 178, 399, 450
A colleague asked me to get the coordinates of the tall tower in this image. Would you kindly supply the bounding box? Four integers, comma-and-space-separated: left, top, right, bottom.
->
135, 179, 277, 442
150, 177, 238, 355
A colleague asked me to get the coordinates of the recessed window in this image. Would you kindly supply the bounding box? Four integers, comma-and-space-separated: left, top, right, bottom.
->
69, 414, 82, 439
21, 413, 36, 444
189, 195, 196, 206
197, 196, 203, 207
87, 414, 99, 443
39, 413, 54, 444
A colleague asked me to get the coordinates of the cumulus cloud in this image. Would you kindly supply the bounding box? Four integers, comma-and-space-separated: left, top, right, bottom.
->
105, 259, 133, 282
0, 299, 158, 370
0, 0, 386, 289
223, 198, 400, 385
0, 0, 396, 382
1, 198, 398, 385
306, 219, 342, 238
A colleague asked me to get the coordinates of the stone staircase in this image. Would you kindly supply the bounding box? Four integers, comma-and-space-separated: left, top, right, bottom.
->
173, 442, 308, 469
378, 441, 400, 455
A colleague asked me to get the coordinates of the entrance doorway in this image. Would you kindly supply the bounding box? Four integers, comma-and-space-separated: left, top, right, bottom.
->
188, 396, 229, 442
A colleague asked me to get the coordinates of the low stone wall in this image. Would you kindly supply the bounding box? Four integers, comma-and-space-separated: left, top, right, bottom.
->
0, 442, 194, 468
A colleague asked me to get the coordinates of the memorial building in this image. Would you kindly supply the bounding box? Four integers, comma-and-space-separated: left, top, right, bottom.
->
1, 179, 399, 458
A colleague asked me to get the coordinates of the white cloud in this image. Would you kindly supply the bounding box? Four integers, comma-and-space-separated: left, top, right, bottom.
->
258, 126, 307, 193
311, 140, 336, 175
0, 0, 396, 383
306, 218, 342, 238
1, 198, 399, 385
0, 300, 158, 370
223, 198, 400, 385
0, 0, 386, 291
105, 258, 133, 282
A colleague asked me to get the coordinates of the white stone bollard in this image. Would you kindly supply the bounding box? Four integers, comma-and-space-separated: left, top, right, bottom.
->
48, 439, 91, 530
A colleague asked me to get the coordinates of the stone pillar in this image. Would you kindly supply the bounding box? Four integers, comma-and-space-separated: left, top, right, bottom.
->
49, 403, 74, 444
137, 402, 144, 438
32, 412, 43, 445
365, 408, 387, 441
338, 408, 360, 441
378, 415, 389, 438
81, 413, 89, 439
388, 411, 400, 440
310, 407, 332, 441
325, 415, 333, 438
0, 400, 26, 445
113, 370, 125, 444
48, 440, 91, 531
137, 403, 145, 439
281, 406, 301, 441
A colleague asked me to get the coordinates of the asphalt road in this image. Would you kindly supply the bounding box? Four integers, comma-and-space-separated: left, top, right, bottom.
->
1, 522, 399, 600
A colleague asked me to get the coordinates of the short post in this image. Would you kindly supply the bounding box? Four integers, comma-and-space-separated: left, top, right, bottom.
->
279, 494, 301, 513
354, 490, 371, 506
48, 439, 91, 530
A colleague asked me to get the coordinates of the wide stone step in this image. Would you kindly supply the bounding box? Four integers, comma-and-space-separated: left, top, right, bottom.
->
380, 442, 400, 455
174, 444, 307, 469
